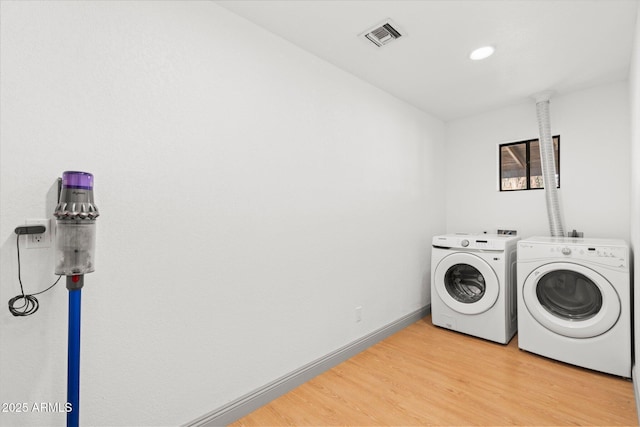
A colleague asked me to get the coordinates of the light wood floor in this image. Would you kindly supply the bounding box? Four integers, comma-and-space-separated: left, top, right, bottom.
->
232, 316, 638, 426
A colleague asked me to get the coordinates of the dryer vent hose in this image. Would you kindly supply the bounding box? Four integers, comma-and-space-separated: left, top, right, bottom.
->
535, 94, 565, 237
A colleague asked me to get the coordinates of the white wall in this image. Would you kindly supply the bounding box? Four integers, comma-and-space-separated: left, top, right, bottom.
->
630, 2, 640, 391
0, 2, 445, 426
445, 82, 630, 240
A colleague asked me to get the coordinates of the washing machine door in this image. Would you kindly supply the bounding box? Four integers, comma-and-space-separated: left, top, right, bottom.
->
522, 262, 621, 338
434, 252, 499, 315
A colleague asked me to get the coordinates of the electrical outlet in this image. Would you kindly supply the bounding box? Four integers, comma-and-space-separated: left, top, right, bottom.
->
355, 306, 363, 323
25, 219, 51, 249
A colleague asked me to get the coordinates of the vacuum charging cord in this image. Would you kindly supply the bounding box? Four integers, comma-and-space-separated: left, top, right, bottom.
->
8, 230, 62, 316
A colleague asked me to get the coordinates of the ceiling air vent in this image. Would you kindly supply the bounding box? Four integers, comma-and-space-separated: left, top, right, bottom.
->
361, 20, 403, 47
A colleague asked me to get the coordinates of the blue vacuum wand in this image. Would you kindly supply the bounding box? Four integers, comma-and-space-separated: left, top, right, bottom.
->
66, 281, 82, 427
54, 171, 99, 427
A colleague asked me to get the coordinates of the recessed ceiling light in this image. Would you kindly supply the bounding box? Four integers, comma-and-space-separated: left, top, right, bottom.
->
469, 46, 495, 61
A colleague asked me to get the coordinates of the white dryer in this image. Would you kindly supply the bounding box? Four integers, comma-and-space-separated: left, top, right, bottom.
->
431, 234, 519, 344
517, 236, 630, 378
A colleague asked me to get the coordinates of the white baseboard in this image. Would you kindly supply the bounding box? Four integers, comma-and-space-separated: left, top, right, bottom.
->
184, 305, 430, 427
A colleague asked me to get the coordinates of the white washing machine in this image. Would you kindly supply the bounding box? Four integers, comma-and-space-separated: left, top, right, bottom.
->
431, 233, 519, 344
517, 236, 631, 378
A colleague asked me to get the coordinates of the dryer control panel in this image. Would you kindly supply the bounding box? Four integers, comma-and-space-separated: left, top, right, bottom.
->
518, 237, 628, 270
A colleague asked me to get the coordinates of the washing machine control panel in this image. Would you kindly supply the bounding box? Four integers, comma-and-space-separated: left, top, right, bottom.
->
433, 234, 519, 251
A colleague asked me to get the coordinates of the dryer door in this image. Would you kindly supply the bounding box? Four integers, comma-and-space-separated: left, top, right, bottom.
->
434, 252, 499, 315
522, 262, 621, 338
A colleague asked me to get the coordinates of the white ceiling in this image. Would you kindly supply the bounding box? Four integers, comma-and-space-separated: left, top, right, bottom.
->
215, 0, 638, 121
